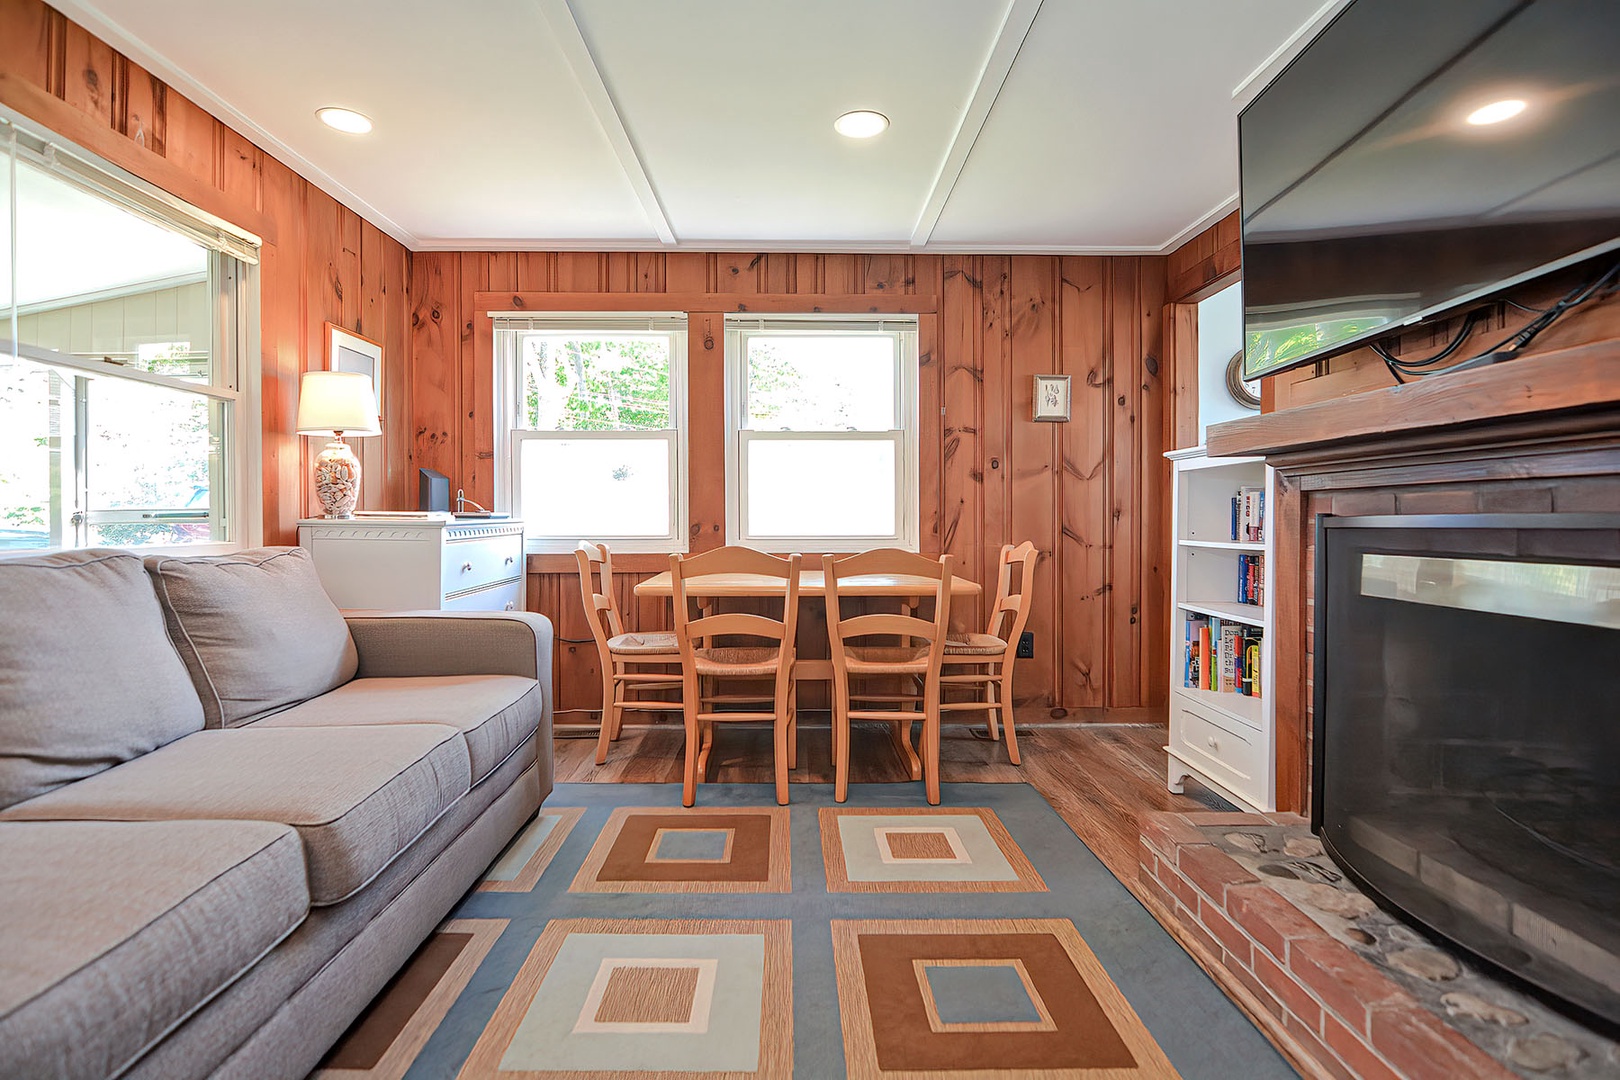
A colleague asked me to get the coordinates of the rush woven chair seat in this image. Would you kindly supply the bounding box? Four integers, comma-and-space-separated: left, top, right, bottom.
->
941, 541, 1038, 764
824, 549, 953, 805
576, 541, 683, 765
671, 547, 802, 806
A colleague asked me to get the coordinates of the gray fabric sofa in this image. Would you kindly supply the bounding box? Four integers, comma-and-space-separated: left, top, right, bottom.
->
0, 546, 554, 1080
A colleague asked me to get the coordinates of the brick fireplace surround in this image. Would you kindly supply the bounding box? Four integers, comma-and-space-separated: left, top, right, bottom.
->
1134, 345, 1620, 1079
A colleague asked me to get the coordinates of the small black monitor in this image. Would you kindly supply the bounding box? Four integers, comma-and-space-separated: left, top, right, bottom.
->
418, 468, 450, 512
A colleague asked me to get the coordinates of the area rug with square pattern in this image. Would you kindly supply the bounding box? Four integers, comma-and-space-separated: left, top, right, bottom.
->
312, 783, 1294, 1080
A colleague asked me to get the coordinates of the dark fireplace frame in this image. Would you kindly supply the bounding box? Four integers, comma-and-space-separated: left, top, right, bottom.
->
1311, 511, 1620, 1032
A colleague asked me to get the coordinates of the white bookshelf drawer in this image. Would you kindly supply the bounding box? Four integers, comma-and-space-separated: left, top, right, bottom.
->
1171, 697, 1264, 802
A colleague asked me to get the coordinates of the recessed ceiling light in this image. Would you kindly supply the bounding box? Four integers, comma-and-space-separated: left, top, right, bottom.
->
834, 110, 889, 139
317, 107, 373, 135
1466, 99, 1526, 126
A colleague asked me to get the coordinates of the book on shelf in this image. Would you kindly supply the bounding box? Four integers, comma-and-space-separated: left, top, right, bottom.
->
1218, 622, 1242, 692
1230, 485, 1266, 543
1237, 553, 1265, 606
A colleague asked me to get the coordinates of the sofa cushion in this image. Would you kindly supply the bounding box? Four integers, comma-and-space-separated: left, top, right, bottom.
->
0, 726, 470, 905
144, 547, 359, 728
253, 675, 540, 784
0, 819, 306, 1080
0, 549, 204, 810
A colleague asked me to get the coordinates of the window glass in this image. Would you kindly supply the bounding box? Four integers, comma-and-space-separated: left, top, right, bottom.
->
517, 436, 672, 539
745, 439, 897, 538
744, 334, 896, 431
522, 333, 671, 431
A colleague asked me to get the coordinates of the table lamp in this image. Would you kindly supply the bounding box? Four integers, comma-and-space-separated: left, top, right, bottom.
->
296, 371, 381, 519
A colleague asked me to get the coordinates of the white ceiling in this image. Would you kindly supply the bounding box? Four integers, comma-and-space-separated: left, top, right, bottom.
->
54, 0, 1340, 253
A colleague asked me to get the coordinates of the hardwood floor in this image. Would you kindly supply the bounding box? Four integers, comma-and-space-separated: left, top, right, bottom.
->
552, 720, 1213, 887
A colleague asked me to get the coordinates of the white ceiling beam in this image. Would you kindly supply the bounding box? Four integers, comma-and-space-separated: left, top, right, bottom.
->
909, 0, 1043, 249
538, 0, 676, 247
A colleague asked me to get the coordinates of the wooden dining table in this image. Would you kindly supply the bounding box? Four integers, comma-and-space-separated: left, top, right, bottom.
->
635, 569, 980, 780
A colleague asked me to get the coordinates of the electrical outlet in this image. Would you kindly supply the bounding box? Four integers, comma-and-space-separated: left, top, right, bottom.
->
1016, 631, 1035, 659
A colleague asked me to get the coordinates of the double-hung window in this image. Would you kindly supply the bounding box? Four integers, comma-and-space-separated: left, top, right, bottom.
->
724, 315, 918, 551
498, 313, 687, 553
0, 115, 259, 552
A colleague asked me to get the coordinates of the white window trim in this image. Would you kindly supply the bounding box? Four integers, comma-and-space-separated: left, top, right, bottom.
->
2, 109, 262, 554
493, 313, 688, 555
723, 316, 919, 552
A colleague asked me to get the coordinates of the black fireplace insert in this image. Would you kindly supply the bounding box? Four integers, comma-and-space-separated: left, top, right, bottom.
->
1314, 513, 1620, 1029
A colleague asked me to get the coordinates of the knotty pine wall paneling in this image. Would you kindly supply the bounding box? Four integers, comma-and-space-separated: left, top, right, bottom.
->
409, 252, 1171, 727
0, 0, 413, 544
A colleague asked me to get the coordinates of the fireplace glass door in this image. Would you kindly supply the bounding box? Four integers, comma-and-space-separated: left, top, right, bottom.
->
1315, 514, 1620, 1027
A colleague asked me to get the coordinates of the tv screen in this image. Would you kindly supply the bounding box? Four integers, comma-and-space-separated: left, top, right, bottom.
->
1240, 0, 1620, 381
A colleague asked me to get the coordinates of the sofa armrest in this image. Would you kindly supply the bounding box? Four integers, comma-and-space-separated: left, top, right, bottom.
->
344, 610, 554, 687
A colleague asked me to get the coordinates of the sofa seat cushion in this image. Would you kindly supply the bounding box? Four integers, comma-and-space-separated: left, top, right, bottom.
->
0, 819, 306, 1080
0, 726, 470, 906
144, 547, 359, 728
0, 549, 204, 810
252, 675, 540, 784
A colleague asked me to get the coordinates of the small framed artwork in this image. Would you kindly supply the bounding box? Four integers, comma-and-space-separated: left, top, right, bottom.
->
1032, 374, 1071, 422
326, 322, 384, 411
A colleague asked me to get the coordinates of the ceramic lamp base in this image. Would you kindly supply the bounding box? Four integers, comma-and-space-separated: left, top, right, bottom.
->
314, 438, 362, 519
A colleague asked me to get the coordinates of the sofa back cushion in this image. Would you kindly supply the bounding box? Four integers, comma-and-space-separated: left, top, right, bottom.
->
0, 549, 204, 809
144, 547, 359, 728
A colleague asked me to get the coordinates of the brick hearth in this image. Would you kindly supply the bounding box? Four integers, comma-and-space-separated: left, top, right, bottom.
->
1139, 811, 1617, 1080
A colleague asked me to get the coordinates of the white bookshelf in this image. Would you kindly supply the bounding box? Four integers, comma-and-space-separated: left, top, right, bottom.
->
1165, 447, 1276, 812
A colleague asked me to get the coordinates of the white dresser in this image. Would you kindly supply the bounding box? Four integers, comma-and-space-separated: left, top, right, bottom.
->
297, 516, 526, 612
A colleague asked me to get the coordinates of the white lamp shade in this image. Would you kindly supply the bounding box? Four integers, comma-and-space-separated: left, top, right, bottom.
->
296, 371, 381, 436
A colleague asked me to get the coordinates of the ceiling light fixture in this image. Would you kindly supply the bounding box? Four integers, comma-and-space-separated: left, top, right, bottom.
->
834, 110, 889, 139
317, 107, 374, 135
1466, 98, 1526, 126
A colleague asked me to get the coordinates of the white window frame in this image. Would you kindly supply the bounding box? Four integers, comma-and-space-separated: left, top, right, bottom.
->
1, 109, 262, 555
724, 315, 919, 552
494, 313, 688, 554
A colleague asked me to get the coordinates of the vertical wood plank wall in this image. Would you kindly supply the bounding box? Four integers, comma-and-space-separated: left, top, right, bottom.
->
0, 0, 413, 544
409, 253, 1171, 725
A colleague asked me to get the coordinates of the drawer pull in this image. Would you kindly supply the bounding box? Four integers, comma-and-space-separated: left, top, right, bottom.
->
1206, 736, 1219, 751
461, 561, 474, 573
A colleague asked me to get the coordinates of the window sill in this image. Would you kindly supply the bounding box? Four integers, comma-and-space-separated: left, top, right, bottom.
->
527, 551, 674, 574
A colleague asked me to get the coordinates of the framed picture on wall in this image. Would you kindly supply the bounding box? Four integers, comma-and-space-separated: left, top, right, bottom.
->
325, 323, 384, 413
1032, 374, 1071, 422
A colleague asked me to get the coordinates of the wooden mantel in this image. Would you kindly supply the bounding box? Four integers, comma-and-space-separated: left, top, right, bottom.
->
1208, 342, 1620, 461
1202, 341, 1620, 813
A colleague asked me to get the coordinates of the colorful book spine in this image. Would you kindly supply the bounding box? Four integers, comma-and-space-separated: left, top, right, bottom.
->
1218, 623, 1241, 692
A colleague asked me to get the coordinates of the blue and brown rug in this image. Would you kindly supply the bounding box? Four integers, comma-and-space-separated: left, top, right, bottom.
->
314, 783, 1295, 1079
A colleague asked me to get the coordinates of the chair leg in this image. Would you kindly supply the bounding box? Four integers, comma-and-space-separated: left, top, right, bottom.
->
774, 685, 791, 807
786, 690, 798, 771
681, 674, 699, 807
923, 706, 942, 806
833, 681, 851, 804
594, 667, 617, 765
983, 666, 1001, 742
999, 672, 1021, 765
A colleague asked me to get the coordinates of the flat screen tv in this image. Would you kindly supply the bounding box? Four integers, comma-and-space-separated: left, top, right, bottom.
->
1239, 0, 1620, 381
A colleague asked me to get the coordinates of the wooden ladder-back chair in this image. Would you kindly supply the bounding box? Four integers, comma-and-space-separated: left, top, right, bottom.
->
575, 541, 682, 766
670, 547, 802, 807
823, 549, 953, 804
941, 541, 1039, 764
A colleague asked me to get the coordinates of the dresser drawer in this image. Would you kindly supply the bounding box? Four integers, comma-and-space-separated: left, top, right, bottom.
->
441, 533, 523, 593
441, 576, 524, 613
1170, 697, 1265, 804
